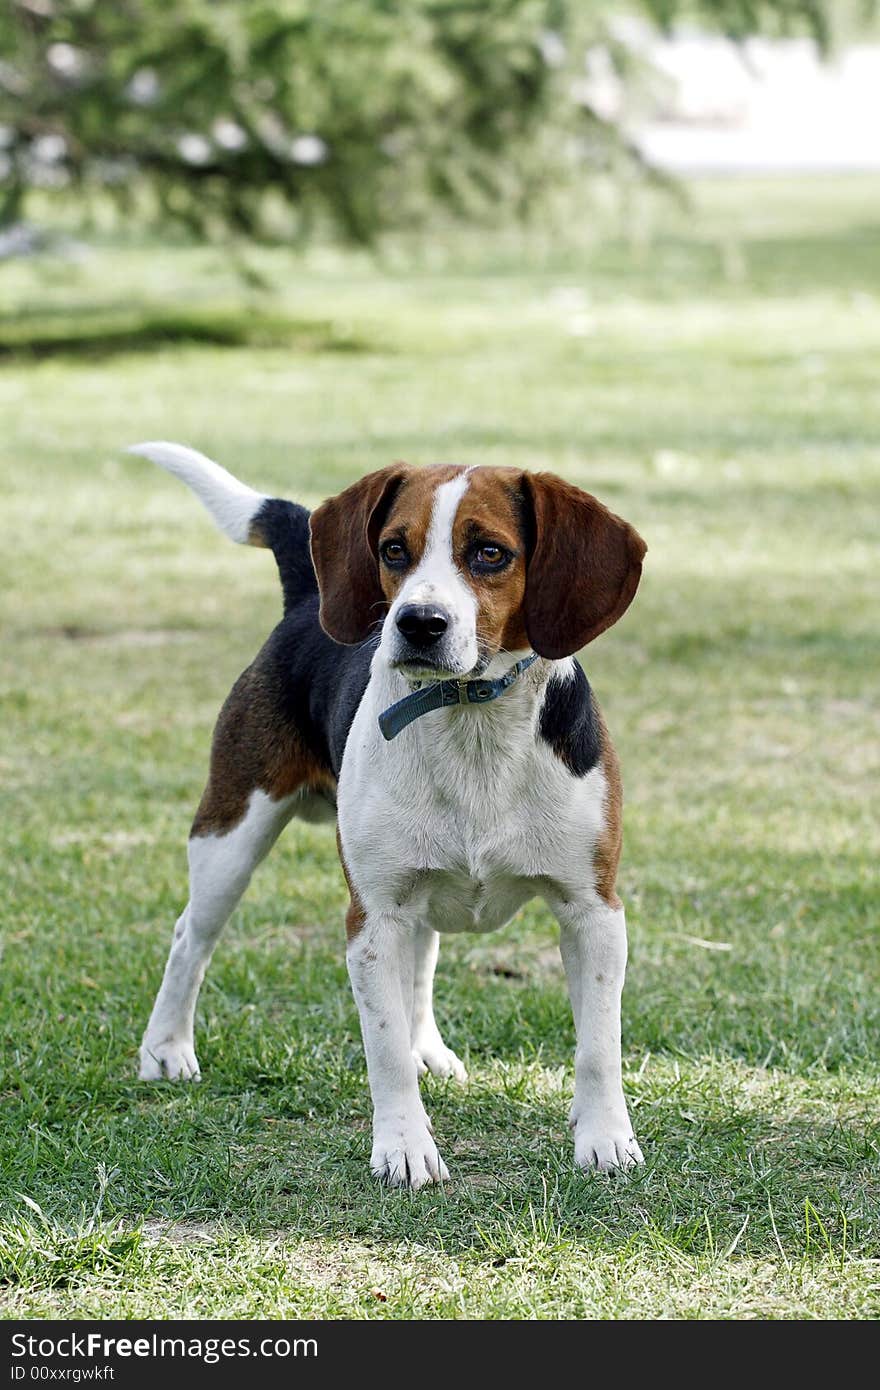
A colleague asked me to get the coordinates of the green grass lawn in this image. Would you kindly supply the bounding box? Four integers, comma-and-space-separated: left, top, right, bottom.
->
1, 178, 878, 1320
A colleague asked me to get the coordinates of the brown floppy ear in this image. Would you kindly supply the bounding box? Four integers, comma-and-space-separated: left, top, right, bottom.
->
522, 472, 646, 660
309, 464, 410, 644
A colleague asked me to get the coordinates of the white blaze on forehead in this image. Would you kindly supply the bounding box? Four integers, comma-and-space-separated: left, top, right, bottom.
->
387, 469, 479, 672
421, 471, 472, 574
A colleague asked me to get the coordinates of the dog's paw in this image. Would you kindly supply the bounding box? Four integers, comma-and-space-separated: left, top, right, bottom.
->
573, 1118, 643, 1174
371, 1116, 449, 1189
412, 1031, 468, 1083
139, 1038, 201, 1082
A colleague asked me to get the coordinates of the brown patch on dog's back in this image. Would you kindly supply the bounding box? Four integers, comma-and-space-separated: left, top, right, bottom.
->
191, 651, 336, 838
592, 698, 623, 909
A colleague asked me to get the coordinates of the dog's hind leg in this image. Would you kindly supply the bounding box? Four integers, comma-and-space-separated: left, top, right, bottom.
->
409, 927, 467, 1082
139, 646, 336, 1081
139, 788, 295, 1080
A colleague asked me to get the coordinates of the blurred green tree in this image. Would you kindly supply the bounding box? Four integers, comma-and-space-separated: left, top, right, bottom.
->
0, 0, 864, 242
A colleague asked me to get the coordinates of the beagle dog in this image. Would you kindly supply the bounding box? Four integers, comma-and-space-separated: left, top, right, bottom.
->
131, 443, 647, 1187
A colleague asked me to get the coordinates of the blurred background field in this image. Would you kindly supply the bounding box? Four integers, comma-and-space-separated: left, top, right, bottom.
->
1, 1, 878, 1322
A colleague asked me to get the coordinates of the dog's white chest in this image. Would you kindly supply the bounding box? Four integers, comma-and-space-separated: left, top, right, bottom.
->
389, 860, 538, 935
339, 676, 608, 932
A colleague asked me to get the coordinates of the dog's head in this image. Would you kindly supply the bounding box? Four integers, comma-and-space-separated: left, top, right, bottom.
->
309, 464, 646, 677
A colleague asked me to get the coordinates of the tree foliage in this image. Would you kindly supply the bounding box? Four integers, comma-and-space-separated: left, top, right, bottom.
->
0, 0, 863, 242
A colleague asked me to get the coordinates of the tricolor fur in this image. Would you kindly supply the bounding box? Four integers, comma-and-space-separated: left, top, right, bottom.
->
131, 443, 647, 1186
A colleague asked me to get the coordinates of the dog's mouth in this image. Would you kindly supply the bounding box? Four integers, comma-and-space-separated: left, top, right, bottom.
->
391, 657, 467, 683
387, 628, 492, 684
390, 649, 490, 684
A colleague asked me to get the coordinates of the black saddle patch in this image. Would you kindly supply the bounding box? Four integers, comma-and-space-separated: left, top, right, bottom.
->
538, 661, 601, 777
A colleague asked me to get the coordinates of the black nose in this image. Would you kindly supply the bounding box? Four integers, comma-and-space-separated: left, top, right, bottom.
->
395, 604, 449, 649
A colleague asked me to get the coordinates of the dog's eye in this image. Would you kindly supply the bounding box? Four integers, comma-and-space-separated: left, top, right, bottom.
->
472, 544, 510, 571
380, 540, 409, 568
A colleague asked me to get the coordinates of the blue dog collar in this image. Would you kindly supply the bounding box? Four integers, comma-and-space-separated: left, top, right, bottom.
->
378, 654, 539, 741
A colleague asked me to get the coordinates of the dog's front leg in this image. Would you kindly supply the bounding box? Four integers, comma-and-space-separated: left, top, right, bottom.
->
347, 914, 449, 1189
556, 900, 644, 1172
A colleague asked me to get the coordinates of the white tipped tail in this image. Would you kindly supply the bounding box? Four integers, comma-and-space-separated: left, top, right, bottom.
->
128, 441, 267, 544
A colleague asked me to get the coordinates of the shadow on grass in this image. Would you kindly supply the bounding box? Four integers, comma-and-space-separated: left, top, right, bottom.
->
0, 307, 370, 360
